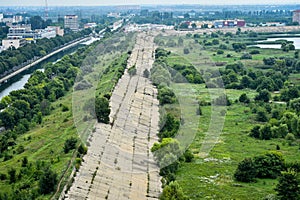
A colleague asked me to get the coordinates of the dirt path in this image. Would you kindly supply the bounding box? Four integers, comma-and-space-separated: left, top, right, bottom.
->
64, 32, 161, 200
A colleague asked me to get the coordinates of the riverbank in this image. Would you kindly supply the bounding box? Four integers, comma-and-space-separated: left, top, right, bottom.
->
0, 37, 90, 84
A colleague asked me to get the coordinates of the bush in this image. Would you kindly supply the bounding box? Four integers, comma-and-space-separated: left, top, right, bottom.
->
254, 152, 285, 179
160, 181, 188, 200
241, 53, 252, 60
275, 169, 300, 200
64, 137, 78, 153
250, 49, 260, 54
239, 93, 250, 103
62, 104, 69, 112
183, 149, 194, 162
128, 65, 137, 76
39, 167, 58, 194
157, 86, 176, 105
217, 50, 224, 55
183, 48, 190, 54
234, 158, 257, 182
143, 69, 150, 78
95, 96, 110, 124
256, 109, 269, 122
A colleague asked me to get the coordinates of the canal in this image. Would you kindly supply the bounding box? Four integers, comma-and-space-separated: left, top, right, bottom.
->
0, 45, 80, 100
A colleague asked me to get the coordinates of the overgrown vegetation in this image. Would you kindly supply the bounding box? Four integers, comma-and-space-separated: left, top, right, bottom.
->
154, 30, 300, 199
150, 47, 194, 200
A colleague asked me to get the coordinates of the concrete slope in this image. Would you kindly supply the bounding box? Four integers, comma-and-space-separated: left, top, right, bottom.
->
65, 32, 161, 200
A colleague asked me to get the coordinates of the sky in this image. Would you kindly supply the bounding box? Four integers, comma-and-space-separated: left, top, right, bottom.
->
0, 0, 299, 6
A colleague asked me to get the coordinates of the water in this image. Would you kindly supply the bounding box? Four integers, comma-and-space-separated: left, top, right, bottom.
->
254, 37, 300, 49
0, 74, 31, 99
0, 45, 79, 100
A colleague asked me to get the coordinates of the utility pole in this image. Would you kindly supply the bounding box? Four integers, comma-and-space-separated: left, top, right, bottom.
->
45, 0, 48, 20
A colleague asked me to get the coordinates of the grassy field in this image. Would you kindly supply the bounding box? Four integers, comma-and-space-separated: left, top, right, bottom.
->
155, 32, 300, 199
0, 33, 136, 199
0, 92, 77, 199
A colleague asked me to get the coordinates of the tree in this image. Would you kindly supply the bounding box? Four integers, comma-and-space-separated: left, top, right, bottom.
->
259, 124, 272, 139
157, 86, 176, 105
254, 152, 285, 179
255, 89, 270, 102
95, 96, 110, 124
8, 168, 16, 184
151, 138, 182, 168
241, 53, 252, 60
275, 169, 300, 200
255, 108, 268, 122
239, 93, 250, 103
160, 181, 188, 200
64, 137, 78, 153
39, 167, 58, 194
234, 158, 257, 182
290, 98, 300, 113
143, 69, 150, 78
240, 76, 252, 88
249, 125, 261, 139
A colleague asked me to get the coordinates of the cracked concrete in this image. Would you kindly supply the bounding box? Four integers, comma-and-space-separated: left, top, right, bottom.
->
65, 32, 161, 200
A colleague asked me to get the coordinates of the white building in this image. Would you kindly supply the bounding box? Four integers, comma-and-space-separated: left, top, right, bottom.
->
64, 15, 79, 32
107, 12, 121, 18
35, 28, 56, 39
0, 13, 3, 22
7, 25, 34, 39
13, 15, 23, 23
2, 38, 26, 50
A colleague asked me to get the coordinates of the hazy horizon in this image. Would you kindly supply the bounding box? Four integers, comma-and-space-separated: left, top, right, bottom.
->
1, 0, 300, 7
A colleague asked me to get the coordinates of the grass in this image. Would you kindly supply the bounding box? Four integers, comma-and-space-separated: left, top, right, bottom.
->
0, 92, 77, 199
175, 83, 300, 199
155, 32, 300, 200
0, 33, 136, 198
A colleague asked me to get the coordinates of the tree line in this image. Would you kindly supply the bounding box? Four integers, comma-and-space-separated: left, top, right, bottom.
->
0, 28, 92, 77
150, 48, 195, 200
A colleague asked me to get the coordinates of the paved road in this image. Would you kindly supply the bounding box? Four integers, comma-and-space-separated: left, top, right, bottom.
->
0, 37, 89, 84
65, 32, 161, 200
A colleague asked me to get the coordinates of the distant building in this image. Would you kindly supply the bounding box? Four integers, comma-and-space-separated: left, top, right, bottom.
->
292, 10, 300, 24
84, 23, 97, 29
214, 20, 224, 28
47, 26, 64, 36
214, 19, 245, 28
34, 28, 56, 39
261, 22, 286, 27
64, 15, 79, 32
2, 38, 26, 50
13, 15, 23, 23
0, 13, 3, 22
107, 12, 121, 18
7, 25, 35, 39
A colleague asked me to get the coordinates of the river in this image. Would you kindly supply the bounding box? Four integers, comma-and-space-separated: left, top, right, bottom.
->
0, 45, 79, 100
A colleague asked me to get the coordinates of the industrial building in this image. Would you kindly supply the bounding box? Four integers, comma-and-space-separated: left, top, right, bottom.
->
214, 19, 246, 28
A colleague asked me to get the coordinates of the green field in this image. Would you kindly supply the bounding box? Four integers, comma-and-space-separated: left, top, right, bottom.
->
155, 32, 300, 199
0, 33, 136, 199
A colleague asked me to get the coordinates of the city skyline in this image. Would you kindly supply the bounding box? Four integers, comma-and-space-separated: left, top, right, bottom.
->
1, 0, 300, 6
